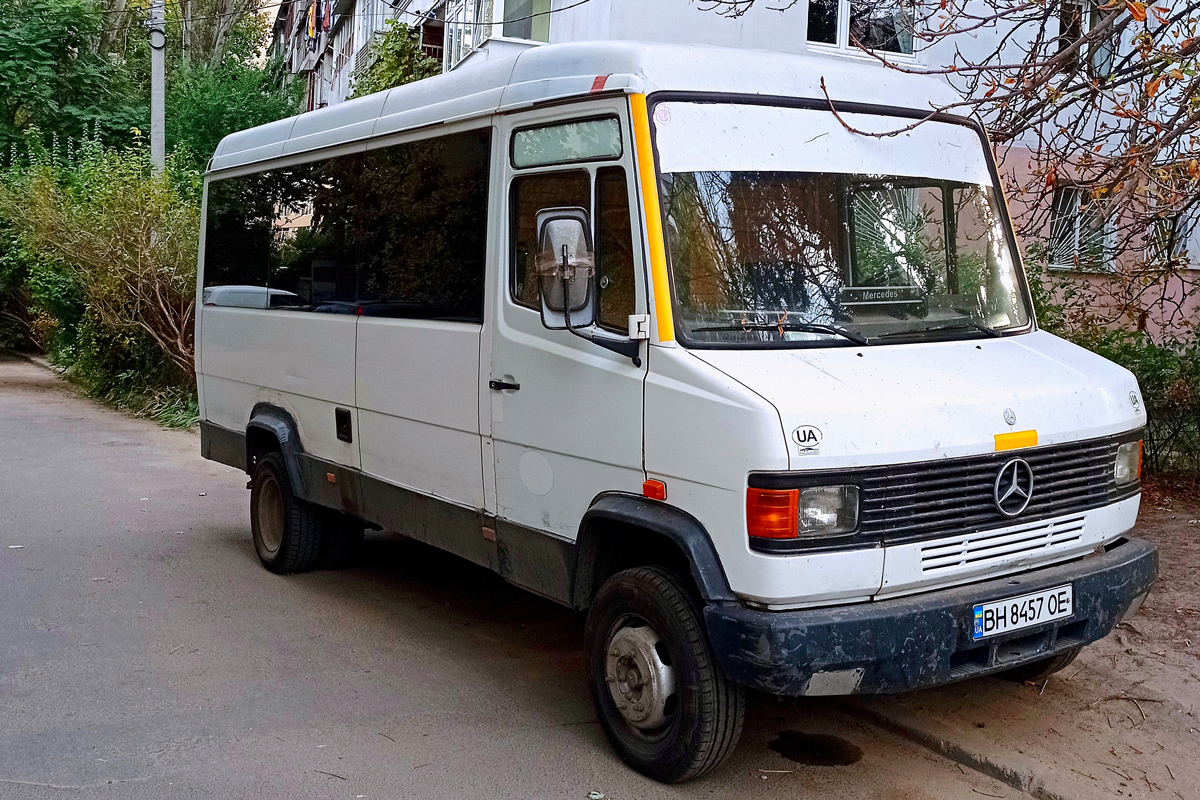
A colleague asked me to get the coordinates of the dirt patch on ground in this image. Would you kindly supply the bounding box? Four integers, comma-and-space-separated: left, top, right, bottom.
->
860, 497, 1200, 800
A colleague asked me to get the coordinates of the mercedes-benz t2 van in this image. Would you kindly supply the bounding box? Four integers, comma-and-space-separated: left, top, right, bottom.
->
195, 41, 1157, 782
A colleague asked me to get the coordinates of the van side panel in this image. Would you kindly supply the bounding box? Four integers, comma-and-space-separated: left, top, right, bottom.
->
356, 319, 485, 508
199, 306, 360, 468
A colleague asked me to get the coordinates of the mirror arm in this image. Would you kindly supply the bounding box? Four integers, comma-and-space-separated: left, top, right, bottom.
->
560, 274, 642, 368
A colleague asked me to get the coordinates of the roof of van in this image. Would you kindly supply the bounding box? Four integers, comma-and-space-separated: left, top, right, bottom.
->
209, 40, 965, 174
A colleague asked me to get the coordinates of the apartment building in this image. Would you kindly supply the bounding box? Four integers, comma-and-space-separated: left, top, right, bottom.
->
268, 0, 1198, 329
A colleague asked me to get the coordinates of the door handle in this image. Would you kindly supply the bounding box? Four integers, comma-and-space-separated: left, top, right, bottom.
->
489, 379, 520, 392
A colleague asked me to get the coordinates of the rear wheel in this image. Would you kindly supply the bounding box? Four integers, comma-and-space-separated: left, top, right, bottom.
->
584, 567, 745, 783
999, 647, 1082, 683
250, 452, 323, 574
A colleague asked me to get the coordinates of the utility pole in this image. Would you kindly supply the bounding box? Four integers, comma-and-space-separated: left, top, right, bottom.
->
149, 0, 166, 173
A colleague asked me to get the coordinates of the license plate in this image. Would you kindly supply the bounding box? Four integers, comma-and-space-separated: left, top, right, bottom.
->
972, 585, 1073, 640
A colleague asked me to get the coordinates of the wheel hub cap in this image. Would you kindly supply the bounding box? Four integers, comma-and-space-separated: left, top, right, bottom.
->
257, 477, 284, 554
605, 623, 676, 730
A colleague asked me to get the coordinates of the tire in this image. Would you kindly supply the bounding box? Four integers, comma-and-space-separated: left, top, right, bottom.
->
584, 567, 745, 783
318, 511, 365, 569
998, 646, 1082, 683
250, 452, 324, 574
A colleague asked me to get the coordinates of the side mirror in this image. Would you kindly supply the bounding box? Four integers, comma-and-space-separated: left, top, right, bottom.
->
529, 206, 643, 367
533, 208, 596, 329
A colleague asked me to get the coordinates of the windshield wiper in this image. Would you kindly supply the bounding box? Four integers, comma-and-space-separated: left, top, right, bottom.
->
692, 322, 869, 346
870, 320, 1002, 342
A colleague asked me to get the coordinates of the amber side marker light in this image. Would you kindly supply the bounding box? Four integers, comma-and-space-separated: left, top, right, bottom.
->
643, 479, 668, 501
746, 487, 799, 540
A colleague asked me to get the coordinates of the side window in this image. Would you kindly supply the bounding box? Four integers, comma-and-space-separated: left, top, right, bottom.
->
357, 129, 491, 321
510, 171, 590, 309
267, 157, 362, 313
202, 175, 272, 307
595, 167, 636, 331
202, 128, 491, 320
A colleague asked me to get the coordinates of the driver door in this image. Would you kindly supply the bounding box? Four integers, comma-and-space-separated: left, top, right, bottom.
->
483, 105, 649, 541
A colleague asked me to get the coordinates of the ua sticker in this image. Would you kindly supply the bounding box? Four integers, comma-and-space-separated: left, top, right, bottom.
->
792, 425, 822, 453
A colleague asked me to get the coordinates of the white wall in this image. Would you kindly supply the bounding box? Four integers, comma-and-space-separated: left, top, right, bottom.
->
548, 0, 814, 54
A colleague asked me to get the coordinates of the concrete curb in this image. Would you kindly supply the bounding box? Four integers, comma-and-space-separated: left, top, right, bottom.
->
840, 700, 1069, 800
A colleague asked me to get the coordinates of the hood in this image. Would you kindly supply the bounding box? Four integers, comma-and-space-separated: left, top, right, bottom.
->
692, 330, 1146, 470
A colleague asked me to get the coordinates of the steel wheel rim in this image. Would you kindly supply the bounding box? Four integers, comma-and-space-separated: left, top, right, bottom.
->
604, 614, 678, 740
257, 475, 285, 554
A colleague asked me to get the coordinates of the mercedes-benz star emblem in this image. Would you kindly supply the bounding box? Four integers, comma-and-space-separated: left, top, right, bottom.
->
994, 458, 1034, 517
1003, 408, 1017, 426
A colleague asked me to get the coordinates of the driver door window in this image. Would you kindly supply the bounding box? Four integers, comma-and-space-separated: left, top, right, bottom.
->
509, 168, 636, 334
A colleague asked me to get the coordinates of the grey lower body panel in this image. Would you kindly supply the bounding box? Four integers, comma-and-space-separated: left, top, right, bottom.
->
198, 421, 577, 606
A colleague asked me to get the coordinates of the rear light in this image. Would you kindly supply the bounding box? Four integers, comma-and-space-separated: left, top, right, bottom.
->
746, 488, 799, 539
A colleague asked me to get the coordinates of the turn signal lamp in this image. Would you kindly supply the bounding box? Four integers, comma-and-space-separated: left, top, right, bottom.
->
746, 488, 799, 539
643, 479, 668, 501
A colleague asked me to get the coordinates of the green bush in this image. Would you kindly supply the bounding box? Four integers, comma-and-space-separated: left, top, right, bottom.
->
0, 133, 199, 426
1071, 329, 1200, 477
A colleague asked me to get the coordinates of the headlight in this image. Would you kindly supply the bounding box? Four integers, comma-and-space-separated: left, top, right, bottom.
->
1114, 440, 1142, 486
746, 485, 859, 541
798, 485, 859, 536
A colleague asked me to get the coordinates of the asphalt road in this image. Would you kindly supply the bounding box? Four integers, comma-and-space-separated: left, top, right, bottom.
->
0, 353, 1019, 799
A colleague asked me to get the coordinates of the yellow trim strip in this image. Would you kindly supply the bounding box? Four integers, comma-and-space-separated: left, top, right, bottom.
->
630, 94, 674, 343
995, 430, 1038, 451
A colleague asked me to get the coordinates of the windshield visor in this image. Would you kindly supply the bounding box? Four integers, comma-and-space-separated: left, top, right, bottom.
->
652, 102, 1031, 347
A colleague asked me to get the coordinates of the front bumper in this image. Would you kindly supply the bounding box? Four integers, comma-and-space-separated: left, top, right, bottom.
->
704, 536, 1157, 696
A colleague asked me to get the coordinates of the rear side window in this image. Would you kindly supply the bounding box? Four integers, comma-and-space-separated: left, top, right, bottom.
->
202, 129, 491, 321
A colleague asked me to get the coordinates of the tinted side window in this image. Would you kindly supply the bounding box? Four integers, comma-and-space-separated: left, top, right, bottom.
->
203, 175, 272, 306
203, 161, 361, 312
510, 171, 590, 309
596, 167, 636, 331
202, 129, 491, 321
358, 129, 491, 321
267, 157, 363, 313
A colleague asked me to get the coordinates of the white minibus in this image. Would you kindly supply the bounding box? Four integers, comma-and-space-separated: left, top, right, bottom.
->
196, 41, 1157, 782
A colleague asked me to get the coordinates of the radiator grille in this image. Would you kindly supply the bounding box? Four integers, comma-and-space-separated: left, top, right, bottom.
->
855, 437, 1127, 543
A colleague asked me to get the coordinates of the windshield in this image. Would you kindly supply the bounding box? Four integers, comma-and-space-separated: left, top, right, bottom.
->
652, 102, 1031, 347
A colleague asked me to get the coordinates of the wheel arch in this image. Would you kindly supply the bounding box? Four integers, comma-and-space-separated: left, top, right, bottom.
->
246, 404, 304, 492
572, 493, 736, 609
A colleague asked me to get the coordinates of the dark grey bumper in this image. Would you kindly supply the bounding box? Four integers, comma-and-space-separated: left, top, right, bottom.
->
704, 536, 1158, 696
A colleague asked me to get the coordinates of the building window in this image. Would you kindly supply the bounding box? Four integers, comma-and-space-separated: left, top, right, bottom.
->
807, 0, 913, 55
1059, 0, 1115, 78
1050, 186, 1112, 271
503, 0, 551, 41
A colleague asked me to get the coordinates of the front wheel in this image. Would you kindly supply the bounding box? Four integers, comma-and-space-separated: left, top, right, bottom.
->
584, 567, 745, 783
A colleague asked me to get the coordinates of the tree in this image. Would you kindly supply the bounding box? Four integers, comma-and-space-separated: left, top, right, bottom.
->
0, 0, 141, 148
351, 20, 442, 98
167, 57, 303, 173
702, 0, 1200, 330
